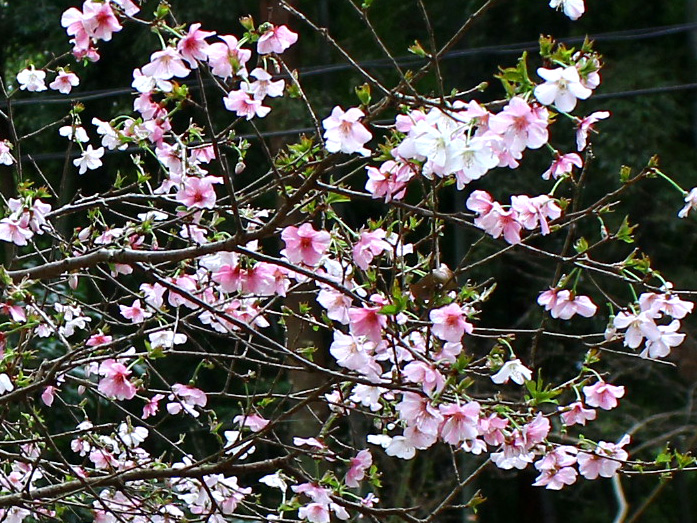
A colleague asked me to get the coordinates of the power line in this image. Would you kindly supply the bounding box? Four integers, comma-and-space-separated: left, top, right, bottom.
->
3, 21, 696, 109
20, 77, 697, 164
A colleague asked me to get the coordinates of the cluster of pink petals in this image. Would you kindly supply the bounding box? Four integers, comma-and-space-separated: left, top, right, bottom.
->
537, 288, 598, 320
558, 401, 597, 426
167, 383, 207, 417
348, 298, 388, 343
533, 446, 578, 490
388, 99, 548, 191
61, 1, 132, 60
292, 482, 349, 522
49, 70, 80, 94
177, 23, 216, 67
352, 229, 391, 270
345, 449, 372, 488
175, 176, 221, 209
0, 197, 52, 247
577, 435, 630, 480
0, 140, 14, 166
223, 90, 270, 120
365, 158, 415, 202
467, 190, 562, 244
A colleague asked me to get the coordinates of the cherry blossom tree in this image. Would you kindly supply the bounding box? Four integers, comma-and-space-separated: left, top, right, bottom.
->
0, 0, 696, 521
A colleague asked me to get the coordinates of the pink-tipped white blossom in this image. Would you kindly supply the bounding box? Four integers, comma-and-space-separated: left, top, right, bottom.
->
322, 106, 372, 157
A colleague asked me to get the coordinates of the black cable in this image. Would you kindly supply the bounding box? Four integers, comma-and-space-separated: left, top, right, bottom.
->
4, 21, 696, 109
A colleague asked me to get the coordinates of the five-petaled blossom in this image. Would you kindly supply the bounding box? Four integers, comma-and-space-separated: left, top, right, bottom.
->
583, 381, 625, 410
429, 303, 474, 342
322, 106, 372, 156
534, 66, 593, 113
17, 66, 47, 92
73, 145, 104, 174
281, 223, 331, 266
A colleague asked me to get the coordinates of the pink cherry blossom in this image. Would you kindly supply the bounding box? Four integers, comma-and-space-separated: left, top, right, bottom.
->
281, 223, 331, 266
577, 435, 630, 480
576, 110, 610, 151
348, 303, 387, 343
142, 394, 164, 418
438, 402, 480, 445
365, 159, 414, 202
223, 90, 271, 120
86, 332, 112, 347
473, 201, 522, 244
613, 310, 660, 349
176, 176, 218, 209
98, 359, 137, 400
248, 68, 285, 100
330, 331, 381, 380
167, 383, 207, 417
559, 401, 597, 426
119, 299, 152, 323
322, 106, 372, 157
403, 361, 446, 396
0, 216, 33, 246
542, 152, 583, 180
206, 35, 251, 78
538, 289, 597, 319
0, 140, 14, 166
317, 288, 352, 324
49, 70, 80, 94
353, 229, 391, 270
345, 449, 372, 488
429, 303, 473, 343
233, 413, 270, 432
511, 194, 561, 235
640, 319, 685, 359
257, 24, 298, 55
488, 97, 549, 153
142, 47, 190, 80
82, 0, 122, 41
639, 291, 694, 319
177, 23, 215, 67
583, 380, 625, 410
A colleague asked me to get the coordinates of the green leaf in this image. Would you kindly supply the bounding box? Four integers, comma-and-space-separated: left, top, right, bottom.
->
574, 237, 589, 254
326, 192, 351, 205
408, 40, 428, 58
616, 216, 637, 244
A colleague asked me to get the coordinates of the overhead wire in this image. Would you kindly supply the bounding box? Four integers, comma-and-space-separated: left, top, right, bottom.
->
8, 20, 697, 163
3, 21, 696, 109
